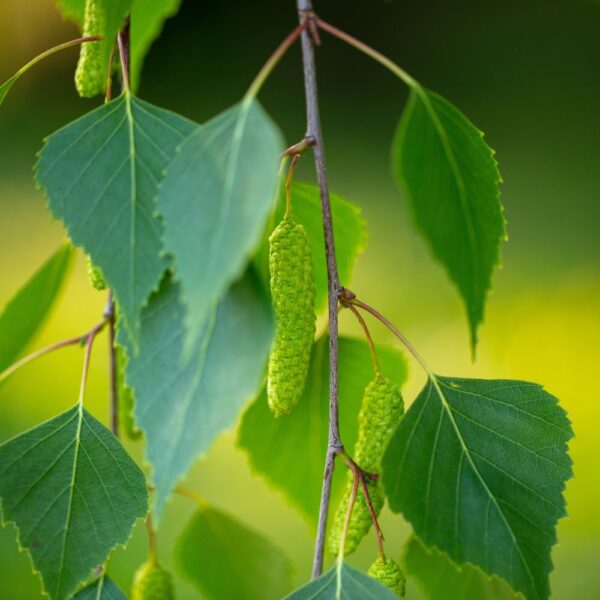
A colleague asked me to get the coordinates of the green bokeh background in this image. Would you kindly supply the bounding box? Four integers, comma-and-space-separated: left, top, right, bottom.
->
1, 0, 599, 598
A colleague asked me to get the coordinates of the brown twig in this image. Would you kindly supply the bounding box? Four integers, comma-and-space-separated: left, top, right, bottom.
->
285, 153, 301, 218
337, 469, 360, 559
343, 301, 380, 374
296, 0, 343, 579
78, 321, 106, 405
0, 322, 107, 384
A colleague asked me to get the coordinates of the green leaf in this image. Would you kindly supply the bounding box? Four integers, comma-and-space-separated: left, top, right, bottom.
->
72, 575, 126, 600
119, 272, 273, 517
238, 336, 407, 524
35, 93, 196, 342
157, 99, 284, 348
0, 406, 148, 600
0, 241, 73, 374
253, 180, 367, 311
392, 87, 505, 351
175, 504, 294, 600
284, 563, 398, 599
54, 0, 85, 25
403, 535, 521, 600
130, 0, 182, 91
382, 376, 573, 600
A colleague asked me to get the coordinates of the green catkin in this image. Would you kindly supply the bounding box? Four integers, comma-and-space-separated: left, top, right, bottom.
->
132, 559, 175, 600
116, 345, 142, 441
329, 374, 404, 556
368, 557, 406, 597
86, 256, 106, 290
74, 0, 106, 98
267, 216, 316, 417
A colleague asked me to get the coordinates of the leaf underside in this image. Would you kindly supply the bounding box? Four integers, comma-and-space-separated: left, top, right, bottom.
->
35, 93, 196, 342
0, 406, 148, 600
403, 535, 522, 600
175, 505, 294, 600
238, 336, 407, 524
284, 563, 398, 599
119, 272, 273, 517
0, 241, 73, 373
383, 376, 573, 600
393, 87, 505, 351
157, 98, 284, 348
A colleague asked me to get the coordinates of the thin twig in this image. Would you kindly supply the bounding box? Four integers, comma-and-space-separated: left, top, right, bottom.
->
0, 323, 106, 384
105, 292, 118, 436
285, 153, 301, 218
146, 514, 158, 562
245, 22, 306, 100
296, 0, 343, 579
78, 322, 105, 406
344, 302, 380, 374
349, 297, 433, 376
117, 16, 131, 92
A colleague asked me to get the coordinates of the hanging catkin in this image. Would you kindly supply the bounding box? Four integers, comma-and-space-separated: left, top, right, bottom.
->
267, 216, 316, 417
368, 556, 406, 597
329, 374, 403, 555
131, 559, 175, 600
74, 0, 106, 98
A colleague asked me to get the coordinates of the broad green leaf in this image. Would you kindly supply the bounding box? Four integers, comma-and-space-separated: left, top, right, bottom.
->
36, 93, 196, 342
392, 87, 505, 351
0, 241, 73, 374
238, 336, 407, 524
73, 575, 126, 600
284, 563, 397, 599
119, 272, 273, 517
157, 99, 284, 348
0, 406, 148, 600
403, 535, 521, 600
253, 180, 367, 311
54, 0, 85, 25
382, 376, 573, 600
130, 0, 182, 91
175, 505, 294, 600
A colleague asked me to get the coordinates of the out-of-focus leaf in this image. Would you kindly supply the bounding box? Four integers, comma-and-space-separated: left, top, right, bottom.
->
403, 535, 521, 600
157, 99, 284, 349
284, 563, 397, 599
0, 241, 73, 374
0, 406, 148, 600
54, 0, 85, 25
130, 0, 182, 91
253, 180, 367, 311
238, 336, 407, 524
35, 93, 196, 343
383, 376, 573, 600
392, 87, 504, 351
120, 272, 273, 517
175, 504, 294, 600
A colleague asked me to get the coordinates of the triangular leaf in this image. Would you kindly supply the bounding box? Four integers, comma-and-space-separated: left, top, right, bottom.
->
0, 241, 73, 374
175, 504, 294, 600
72, 575, 126, 600
382, 376, 573, 600
130, 0, 182, 91
238, 336, 407, 524
403, 535, 521, 600
392, 88, 505, 351
35, 93, 196, 342
157, 98, 284, 348
284, 563, 398, 599
253, 180, 367, 311
0, 406, 148, 600
119, 272, 273, 517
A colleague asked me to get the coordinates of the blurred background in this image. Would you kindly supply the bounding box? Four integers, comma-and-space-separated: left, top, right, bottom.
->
1, 0, 599, 598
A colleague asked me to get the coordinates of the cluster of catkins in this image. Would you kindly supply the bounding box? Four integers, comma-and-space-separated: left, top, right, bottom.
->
329, 373, 407, 596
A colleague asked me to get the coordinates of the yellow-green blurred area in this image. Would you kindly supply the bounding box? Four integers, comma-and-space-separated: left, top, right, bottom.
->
1, 0, 599, 598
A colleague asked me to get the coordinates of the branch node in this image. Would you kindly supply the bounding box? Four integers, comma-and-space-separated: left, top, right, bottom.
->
283, 135, 316, 157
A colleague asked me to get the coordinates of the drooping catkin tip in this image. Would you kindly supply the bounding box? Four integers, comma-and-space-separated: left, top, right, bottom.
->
368, 556, 406, 597
131, 559, 175, 600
